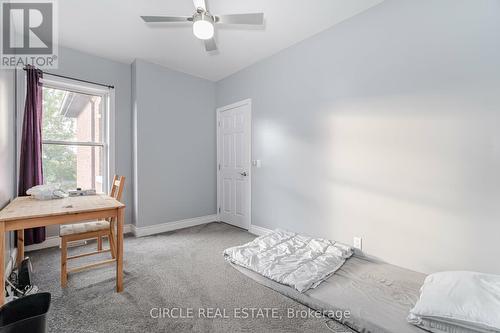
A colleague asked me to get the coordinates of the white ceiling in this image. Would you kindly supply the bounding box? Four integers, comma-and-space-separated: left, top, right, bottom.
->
59, 0, 384, 81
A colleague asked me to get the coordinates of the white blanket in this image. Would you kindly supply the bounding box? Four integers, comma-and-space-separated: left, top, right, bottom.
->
223, 229, 353, 292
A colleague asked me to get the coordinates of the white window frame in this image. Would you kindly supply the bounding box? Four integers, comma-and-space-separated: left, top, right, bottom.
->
16, 73, 115, 192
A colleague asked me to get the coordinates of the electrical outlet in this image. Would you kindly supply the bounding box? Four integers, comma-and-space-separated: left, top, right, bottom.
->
353, 237, 362, 250
252, 160, 262, 168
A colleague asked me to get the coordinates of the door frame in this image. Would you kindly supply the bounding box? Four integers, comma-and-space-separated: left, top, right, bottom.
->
216, 98, 252, 230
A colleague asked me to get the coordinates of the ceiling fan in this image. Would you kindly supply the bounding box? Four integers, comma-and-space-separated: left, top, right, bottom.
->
141, 0, 264, 52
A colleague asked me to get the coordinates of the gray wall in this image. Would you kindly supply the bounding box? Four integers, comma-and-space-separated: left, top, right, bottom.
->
132, 60, 216, 227
0, 69, 16, 267
216, 0, 500, 274
24, 47, 133, 237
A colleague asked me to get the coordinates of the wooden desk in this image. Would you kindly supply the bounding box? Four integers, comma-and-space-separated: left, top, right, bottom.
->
0, 195, 125, 305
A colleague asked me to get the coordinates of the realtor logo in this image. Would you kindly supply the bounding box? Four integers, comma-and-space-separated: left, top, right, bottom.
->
1, 0, 58, 68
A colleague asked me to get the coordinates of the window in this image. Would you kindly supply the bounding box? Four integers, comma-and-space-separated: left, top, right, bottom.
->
41, 80, 112, 192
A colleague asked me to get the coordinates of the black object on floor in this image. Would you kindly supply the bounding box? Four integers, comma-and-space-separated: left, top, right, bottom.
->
0, 292, 51, 333
18, 257, 34, 292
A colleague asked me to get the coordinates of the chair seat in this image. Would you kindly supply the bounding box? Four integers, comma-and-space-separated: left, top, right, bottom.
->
60, 220, 110, 236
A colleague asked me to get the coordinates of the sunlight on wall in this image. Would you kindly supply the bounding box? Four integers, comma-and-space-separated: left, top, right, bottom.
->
320, 92, 500, 272
0, 79, 7, 162
0, 74, 12, 197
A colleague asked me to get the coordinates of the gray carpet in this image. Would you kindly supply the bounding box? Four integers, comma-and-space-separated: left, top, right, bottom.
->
28, 222, 354, 333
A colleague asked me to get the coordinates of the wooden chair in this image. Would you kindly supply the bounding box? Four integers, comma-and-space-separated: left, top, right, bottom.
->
60, 175, 125, 287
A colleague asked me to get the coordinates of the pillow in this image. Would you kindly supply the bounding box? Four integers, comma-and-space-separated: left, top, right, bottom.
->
408, 271, 500, 333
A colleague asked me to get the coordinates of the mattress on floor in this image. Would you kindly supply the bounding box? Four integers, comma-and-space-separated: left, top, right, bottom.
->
232, 255, 427, 333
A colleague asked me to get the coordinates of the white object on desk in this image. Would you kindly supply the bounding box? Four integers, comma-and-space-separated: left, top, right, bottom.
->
68, 189, 96, 197
26, 185, 68, 200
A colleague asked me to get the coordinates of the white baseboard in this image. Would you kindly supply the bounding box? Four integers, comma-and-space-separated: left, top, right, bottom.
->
25, 236, 60, 252
122, 223, 133, 235
24, 224, 134, 252
132, 215, 218, 237
248, 224, 272, 236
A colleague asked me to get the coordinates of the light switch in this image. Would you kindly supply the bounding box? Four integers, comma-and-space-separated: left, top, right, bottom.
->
252, 160, 262, 168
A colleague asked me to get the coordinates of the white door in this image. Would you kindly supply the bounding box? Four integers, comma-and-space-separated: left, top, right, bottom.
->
217, 100, 251, 229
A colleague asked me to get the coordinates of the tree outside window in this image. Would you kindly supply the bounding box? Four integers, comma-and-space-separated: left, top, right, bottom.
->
41, 86, 104, 192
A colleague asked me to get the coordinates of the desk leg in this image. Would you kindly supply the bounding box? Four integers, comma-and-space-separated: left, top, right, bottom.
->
17, 230, 24, 268
116, 207, 124, 292
0, 223, 5, 305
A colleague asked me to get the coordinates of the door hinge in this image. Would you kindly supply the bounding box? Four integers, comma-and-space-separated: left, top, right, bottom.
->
218, 164, 221, 171
218, 207, 221, 213
218, 121, 221, 127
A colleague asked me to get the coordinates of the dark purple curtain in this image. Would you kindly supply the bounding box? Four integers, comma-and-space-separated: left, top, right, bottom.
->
18, 66, 46, 245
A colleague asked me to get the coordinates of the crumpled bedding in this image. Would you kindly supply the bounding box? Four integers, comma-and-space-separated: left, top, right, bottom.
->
223, 229, 353, 292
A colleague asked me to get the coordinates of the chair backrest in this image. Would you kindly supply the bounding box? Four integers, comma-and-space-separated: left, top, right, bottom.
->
109, 175, 125, 202
108, 176, 125, 226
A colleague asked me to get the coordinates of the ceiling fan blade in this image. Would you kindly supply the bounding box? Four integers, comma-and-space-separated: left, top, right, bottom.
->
141, 16, 192, 23
204, 38, 217, 52
193, 0, 207, 10
216, 13, 264, 25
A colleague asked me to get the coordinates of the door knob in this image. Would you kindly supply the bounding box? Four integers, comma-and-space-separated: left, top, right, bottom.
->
239, 171, 248, 177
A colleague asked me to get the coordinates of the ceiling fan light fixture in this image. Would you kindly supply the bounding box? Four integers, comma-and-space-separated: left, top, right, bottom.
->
193, 13, 214, 40
141, 0, 265, 52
